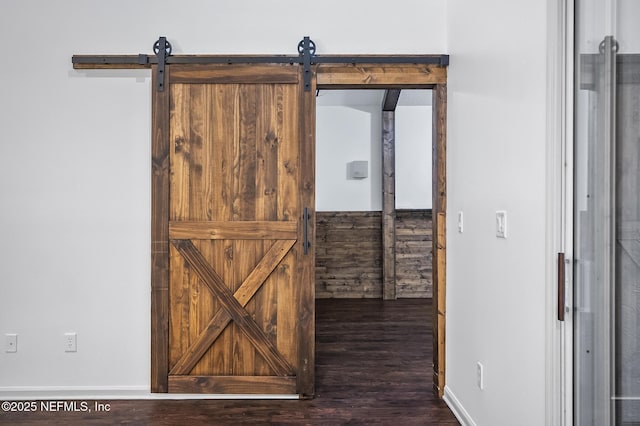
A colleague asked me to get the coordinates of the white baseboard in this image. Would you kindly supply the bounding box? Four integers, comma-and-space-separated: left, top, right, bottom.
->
0, 386, 298, 400
443, 386, 476, 426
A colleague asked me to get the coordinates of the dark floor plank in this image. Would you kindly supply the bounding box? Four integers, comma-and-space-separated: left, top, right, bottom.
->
0, 299, 459, 425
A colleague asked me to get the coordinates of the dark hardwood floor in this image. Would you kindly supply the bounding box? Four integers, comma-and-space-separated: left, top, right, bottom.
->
0, 299, 459, 425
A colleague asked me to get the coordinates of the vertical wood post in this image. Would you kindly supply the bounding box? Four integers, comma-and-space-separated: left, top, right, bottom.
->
432, 84, 447, 398
297, 65, 317, 398
151, 65, 171, 393
382, 110, 396, 300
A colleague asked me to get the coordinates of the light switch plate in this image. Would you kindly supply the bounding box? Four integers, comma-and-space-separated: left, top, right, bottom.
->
496, 211, 507, 238
457, 211, 464, 233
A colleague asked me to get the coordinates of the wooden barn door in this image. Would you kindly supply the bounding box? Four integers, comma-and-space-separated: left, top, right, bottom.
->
152, 64, 315, 396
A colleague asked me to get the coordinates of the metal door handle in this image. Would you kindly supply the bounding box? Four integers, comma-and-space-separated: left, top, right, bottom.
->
303, 207, 311, 255
558, 252, 565, 321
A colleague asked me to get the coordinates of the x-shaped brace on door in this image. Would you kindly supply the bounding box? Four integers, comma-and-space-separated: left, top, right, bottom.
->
169, 239, 296, 377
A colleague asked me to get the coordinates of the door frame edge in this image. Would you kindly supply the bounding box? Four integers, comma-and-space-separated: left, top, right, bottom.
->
545, 0, 574, 424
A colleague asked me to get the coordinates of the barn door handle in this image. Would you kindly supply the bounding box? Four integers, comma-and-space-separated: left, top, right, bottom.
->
303, 207, 311, 255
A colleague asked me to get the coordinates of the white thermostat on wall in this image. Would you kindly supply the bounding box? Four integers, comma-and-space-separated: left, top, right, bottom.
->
348, 161, 368, 179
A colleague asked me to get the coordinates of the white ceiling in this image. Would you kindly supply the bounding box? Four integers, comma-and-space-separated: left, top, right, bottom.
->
315, 89, 432, 107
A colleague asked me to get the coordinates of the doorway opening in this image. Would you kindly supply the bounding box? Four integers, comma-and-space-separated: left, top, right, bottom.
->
314, 87, 442, 395
315, 89, 434, 299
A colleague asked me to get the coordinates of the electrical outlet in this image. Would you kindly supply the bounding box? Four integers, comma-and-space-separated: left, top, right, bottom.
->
64, 333, 77, 352
477, 362, 484, 390
5, 334, 17, 353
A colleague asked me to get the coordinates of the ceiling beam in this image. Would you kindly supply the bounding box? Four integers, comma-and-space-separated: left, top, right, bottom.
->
382, 89, 402, 111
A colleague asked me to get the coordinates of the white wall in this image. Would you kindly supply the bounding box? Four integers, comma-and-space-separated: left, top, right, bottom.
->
0, 0, 447, 396
315, 91, 432, 212
1, 2, 558, 422
445, 1, 549, 425
396, 106, 432, 209
316, 106, 382, 211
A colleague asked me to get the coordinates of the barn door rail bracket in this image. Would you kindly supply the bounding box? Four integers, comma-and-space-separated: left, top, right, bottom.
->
71, 35, 450, 79
153, 36, 172, 91
298, 37, 317, 92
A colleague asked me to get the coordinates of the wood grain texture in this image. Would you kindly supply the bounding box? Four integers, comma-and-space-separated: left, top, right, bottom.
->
165, 66, 313, 396
316, 211, 433, 299
396, 210, 433, 298
172, 240, 295, 376
296, 67, 316, 397
432, 84, 447, 397
168, 376, 297, 394
169, 240, 295, 375
316, 212, 383, 298
2, 300, 459, 425
170, 64, 299, 84
316, 64, 447, 88
151, 64, 171, 393
169, 221, 297, 240
382, 111, 396, 300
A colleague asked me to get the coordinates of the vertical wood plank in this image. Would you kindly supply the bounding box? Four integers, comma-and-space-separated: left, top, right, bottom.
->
233, 85, 258, 375
195, 241, 217, 374
255, 84, 279, 223
253, 239, 277, 375
170, 84, 191, 222
188, 84, 206, 221
276, 83, 300, 370
214, 84, 236, 375
212, 83, 235, 223
254, 85, 280, 375
202, 88, 221, 370
297, 66, 316, 397
234, 84, 258, 221
382, 110, 396, 300
210, 239, 229, 375
190, 241, 205, 375
185, 86, 207, 375
168, 244, 187, 369
277, 84, 298, 223
220, 240, 236, 375
432, 84, 447, 398
233, 240, 256, 375
151, 65, 171, 393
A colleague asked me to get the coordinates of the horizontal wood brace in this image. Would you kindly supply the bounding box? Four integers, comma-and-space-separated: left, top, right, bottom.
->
169, 221, 298, 240
168, 375, 297, 394
316, 64, 447, 88
170, 64, 299, 84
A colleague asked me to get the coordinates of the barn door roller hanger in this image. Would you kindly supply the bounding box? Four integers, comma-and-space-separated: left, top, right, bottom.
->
72, 36, 449, 92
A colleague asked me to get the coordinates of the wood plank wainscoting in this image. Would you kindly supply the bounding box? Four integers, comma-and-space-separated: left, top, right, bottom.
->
0, 299, 458, 425
316, 210, 433, 299
395, 210, 434, 298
